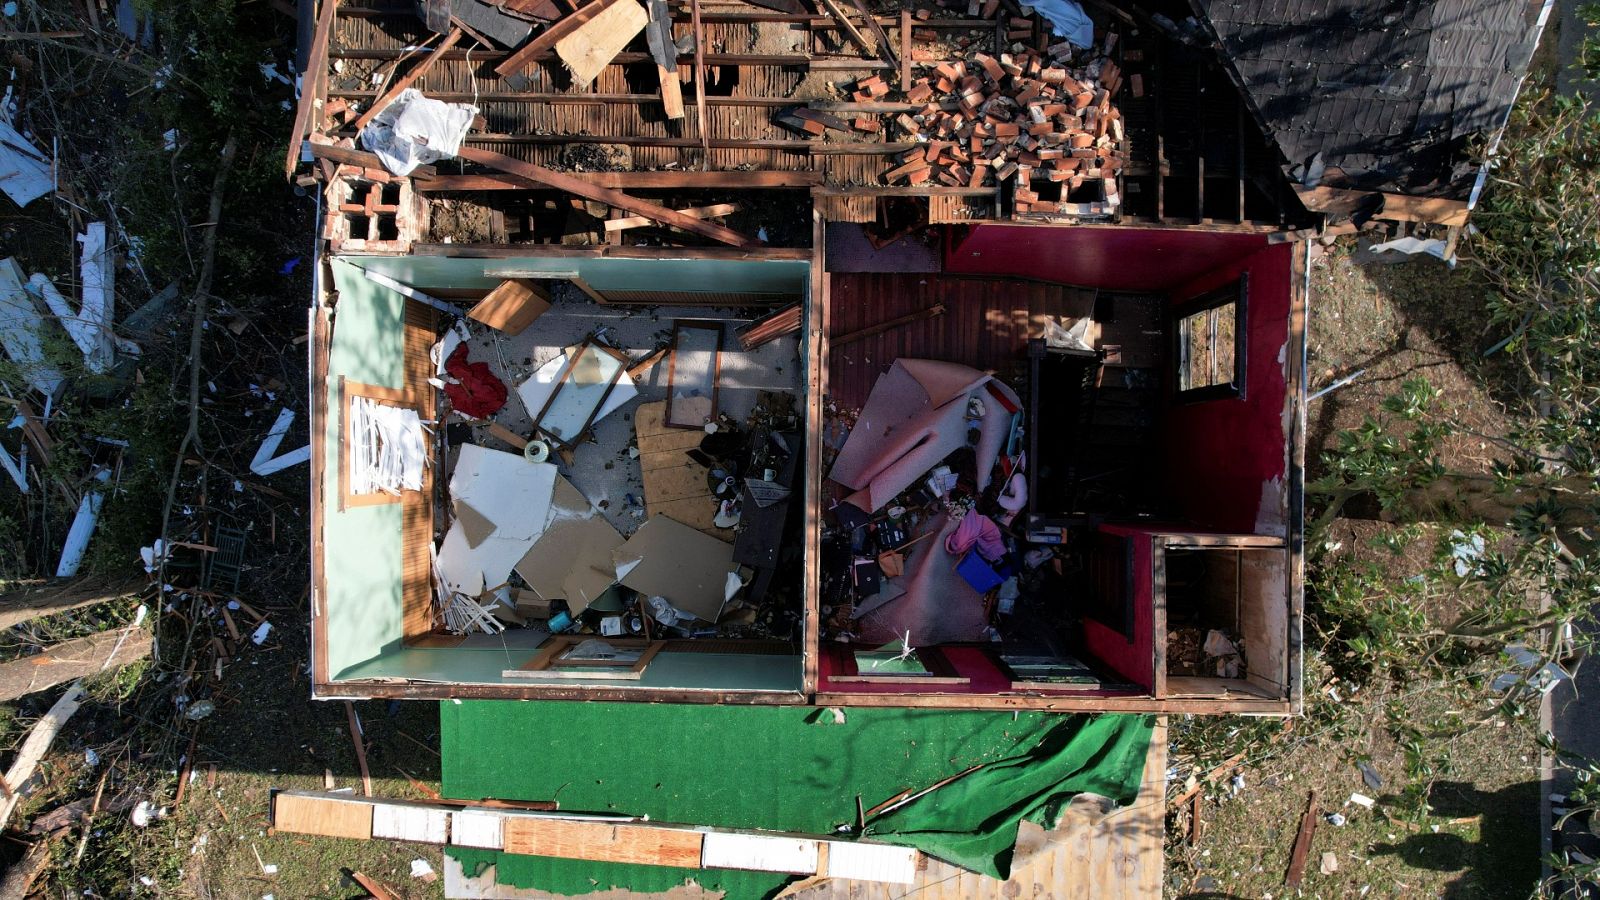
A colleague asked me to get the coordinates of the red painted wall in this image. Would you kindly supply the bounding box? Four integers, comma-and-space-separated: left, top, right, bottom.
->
1080, 524, 1154, 691
944, 224, 1269, 292
1163, 242, 1294, 534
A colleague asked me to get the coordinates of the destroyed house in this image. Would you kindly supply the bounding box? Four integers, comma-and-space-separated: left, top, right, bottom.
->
294, 0, 1539, 716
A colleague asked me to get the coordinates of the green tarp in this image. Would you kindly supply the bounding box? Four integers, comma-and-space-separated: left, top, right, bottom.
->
441, 701, 1153, 898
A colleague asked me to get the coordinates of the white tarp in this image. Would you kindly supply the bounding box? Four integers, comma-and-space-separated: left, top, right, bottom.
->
359, 89, 479, 176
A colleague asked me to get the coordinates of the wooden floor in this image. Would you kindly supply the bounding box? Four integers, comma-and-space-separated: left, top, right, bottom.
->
826, 272, 1096, 411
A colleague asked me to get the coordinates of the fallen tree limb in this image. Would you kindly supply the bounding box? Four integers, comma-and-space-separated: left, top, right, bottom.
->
156, 132, 238, 672
0, 836, 53, 898
0, 630, 152, 702
0, 578, 141, 632
0, 681, 86, 830
454, 145, 759, 248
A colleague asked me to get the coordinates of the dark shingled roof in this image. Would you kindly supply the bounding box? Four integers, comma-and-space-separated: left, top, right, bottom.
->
1193, 0, 1546, 198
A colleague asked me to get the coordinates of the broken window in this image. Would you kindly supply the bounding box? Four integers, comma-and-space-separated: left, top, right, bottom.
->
1174, 276, 1248, 401
341, 379, 429, 507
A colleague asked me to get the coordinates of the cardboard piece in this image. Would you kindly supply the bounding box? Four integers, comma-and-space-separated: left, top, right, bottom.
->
516, 514, 624, 615
468, 279, 552, 336
455, 500, 496, 549
612, 515, 739, 623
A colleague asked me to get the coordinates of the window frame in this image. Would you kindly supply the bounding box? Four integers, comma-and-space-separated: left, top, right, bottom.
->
1171, 274, 1249, 403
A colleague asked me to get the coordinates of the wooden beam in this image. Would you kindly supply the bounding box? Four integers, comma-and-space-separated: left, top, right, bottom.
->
850, 0, 896, 70
284, 0, 340, 178
658, 64, 685, 120
413, 170, 823, 190
603, 202, 738, 232
898, 8, 911, 90
350, 27, 461, 132
1283, 790, 1319, 886
495, 0, 629, 78
454, 145, 758, 247
691, 0, 710, 165
269, 790, 921, 883
304, 140, 438, 177
0, 629, 150, 702
1292, 184, 1471, 226
816, 0, 874, 56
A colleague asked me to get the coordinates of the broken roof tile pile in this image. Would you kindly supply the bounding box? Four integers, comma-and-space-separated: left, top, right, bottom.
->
1196, 0, 1542, 198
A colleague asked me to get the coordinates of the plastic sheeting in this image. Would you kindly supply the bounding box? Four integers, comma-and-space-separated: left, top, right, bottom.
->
1024, 0, 1093, 49
441, 701, 1155, 891
359, 89, 479, 176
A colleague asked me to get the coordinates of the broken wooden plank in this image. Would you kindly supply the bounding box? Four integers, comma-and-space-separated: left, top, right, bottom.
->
831, 303, 945, 346
0, 682, 85, 828
454, 145, 758, 247
603, 202, 738, 232
736, 302, 802, 350
495, 0, 630, 78
556, 0, 647, 87
645, 0, 684, 119
350, 27, 462, 131
350, 871, 400, 900
1284, 790, 1319, 886
691, 0, 710, 163
0, 630, 151, 703
304, 139, 439, 177
284, 0, 340, 177
467, 279, 552, 335
414, 170, 822, 190
816, 0, 874, 56
345, 701, 373, 797
849, 0, 897, 69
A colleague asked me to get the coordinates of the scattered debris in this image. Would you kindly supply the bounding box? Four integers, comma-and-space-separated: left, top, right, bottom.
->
249, 408, 312, 476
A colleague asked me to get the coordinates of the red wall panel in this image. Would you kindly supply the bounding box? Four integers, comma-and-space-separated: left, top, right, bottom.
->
1162, 242, 1295, 534
1080, 524, 1155, 691
944, 224, 1270, 292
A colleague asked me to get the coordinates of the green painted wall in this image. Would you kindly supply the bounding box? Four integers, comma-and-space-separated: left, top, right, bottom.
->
320, 254, 807, 692
339, 647, 802, 692
324, 259, 408, 679
352, 254, 808, 296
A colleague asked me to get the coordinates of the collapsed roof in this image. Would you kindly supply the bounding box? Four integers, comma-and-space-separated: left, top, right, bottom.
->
1191, 0, 1549, 200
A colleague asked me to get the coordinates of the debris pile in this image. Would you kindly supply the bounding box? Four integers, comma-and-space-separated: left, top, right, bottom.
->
862, 28, 1126, 216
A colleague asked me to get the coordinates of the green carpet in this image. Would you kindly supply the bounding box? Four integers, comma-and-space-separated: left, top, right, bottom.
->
441, 701, 1153, 898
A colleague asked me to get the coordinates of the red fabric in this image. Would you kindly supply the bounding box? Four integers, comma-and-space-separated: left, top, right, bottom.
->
945, 511, 1006, 562
443, 343, 507, 419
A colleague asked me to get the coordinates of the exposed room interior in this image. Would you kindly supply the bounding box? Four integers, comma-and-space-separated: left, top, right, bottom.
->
314, 249, 818, 699
813, 225, 1299, 706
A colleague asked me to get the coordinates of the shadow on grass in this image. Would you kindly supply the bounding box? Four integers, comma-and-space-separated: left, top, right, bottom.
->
1369, 779, 1541, 898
